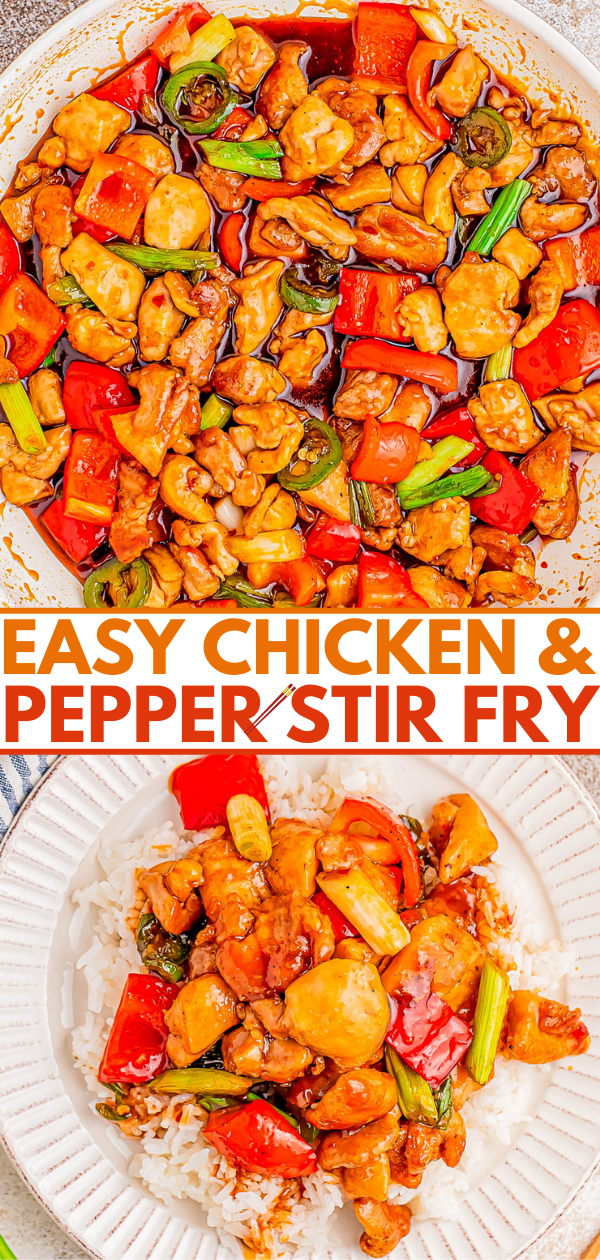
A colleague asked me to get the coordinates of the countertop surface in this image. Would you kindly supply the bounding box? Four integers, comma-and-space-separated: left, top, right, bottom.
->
0, 1, 599, 1255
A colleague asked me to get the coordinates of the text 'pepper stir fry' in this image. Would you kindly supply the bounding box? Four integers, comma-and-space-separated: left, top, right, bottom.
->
95, 753, 590, 1256
1, 2, 599, 608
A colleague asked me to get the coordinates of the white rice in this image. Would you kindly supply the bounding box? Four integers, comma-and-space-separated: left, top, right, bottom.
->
71, 756, 573, 1257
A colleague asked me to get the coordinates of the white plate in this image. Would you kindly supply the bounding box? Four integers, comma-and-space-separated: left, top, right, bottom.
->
0, 753, 598, 1260
1, 0, 600, 606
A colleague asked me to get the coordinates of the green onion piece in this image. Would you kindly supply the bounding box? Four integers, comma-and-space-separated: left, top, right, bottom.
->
200, 138, 283, 180
299, 1116, 320, 1144
107, 243, 218, 274
348, 478, 360, 527
40, 346, 57, 369
201, 393, 234, 430
96, 1102, 132, 1123
385, 1044, 438, 1127
520, 523, 538, 545
433, 1077, 453, 1130
280, 266, 339, 314
464, 957, 510, 1085
0, 381, 47, 455
246, 1091, 301, 1128
468, 179, 532, 256
150, 1067, 254, 1095
273, 591, 321, 607
198, 1094, 237, 1111
401, 466, 497, 511
47, 274, 94, 307
484, 343, 513, 382
349, 478, 375, 526
400, 813, 422, 841
397, 435, 474, 506
0, 1234, 17, 1260
214, 574, 273, 607
170, 13, 236, 72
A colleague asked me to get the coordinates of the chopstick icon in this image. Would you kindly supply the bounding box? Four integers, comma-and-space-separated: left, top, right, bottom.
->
244, 683, 296, 737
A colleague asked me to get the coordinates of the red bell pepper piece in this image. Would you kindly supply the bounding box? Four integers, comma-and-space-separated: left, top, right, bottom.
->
92, 52, 161, 111
241, 177, 316, 201
271, 556, 324, 607
312, 890, 360, 942
351, 414, 421, 484
205, 1099, 318, 1177
98, 973, 179, 1084
342, 339, 458, 395
71, 177, 116, 243
212, 107, 255, 140
386, 989, 473, 1087
199, 598, 238, 610
0, 272, 65, 376
92, 404, 136, 455
170, 753, 271, 830
218, 212, 246, 272
469, 450, 542, 534
512, 299, 600, 400
307, 514, 361, 563
63, 361, 134, 431
327, 794, 422, 907
42, 497, 109, 565
334, 269, 421, 342
406, 40, 453, 141
545, 225, 600, 291
151, 2, 211, 66
0, 221, 21, 294
424, 406, 487, 468
63, 430, 121, 525
353, 2, 418, 94
74, 153, 157, 240
358, 551, 428, 612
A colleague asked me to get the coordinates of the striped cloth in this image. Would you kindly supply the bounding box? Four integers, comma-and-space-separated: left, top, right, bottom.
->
0, 756, 56, 837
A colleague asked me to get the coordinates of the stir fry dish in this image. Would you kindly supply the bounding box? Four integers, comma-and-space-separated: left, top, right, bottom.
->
1, 5, 599, 608
94, 753, 590, 1256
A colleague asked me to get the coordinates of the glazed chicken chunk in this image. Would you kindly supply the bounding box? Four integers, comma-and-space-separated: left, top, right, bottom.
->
259, 41, 308, 129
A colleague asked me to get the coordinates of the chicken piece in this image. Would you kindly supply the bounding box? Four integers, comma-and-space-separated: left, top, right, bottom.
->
409, 566, 472, 608
138, 858, 203, 934
233, 260, 284, 355
390, 1112, 466, 1188
520, 428, 571, 501
257, 195, 356, 261
487, 119, 539, 188
144, 173, 211, 250
398, 287, 448, 354
280, 95, 355, 181
341, 1155, 390, 1203
109, 460, 159, 564
248, 212, 308, 261
440, 256, 520, 358
0, 422, 70, 503
314, 78, 385, 170
172, 518, 238, 577
318, 1113, 399, 1170
474, 568, 540, 607
298, 459, 351, 522
332, 416, 366, 465
143, 544, 184, 608
533, 145, 596, 202
504, 991, 590, 1063
354, 205, 447, 273
430, 44, 488, 117
258, 41, 308, 130
398, 497, 470, 563
382, 914, 484, 1014
334, 939, 380, 965
491, 227, 542, 280
526, 109, 581, 146
266, 816, 321, 898
216, 25, 276, 92
383, 381, 432, 431
324, 563, 359, 606
162, 272, 201, 318
198, 163, 246, 212
280, 960, 390, 1068
216, 891, 335, 1000
61, 232, 145, 322
441, 538, 486, 589
114, 133, 174, 179
468, 380, 542, 454
380, 94, 443, 166
325, 165, 391, 213
354, 1198, 411, 1258
195, 427, 264, 506
155, 454, 213, 523
211, 355, 285, 406
531, 471, 578, 539
138, 276, 186, 362
242, 484, 296, 538
52, 93, 129, 172
274, 307, 334, 342
223, 1007, 313, 1082
28, 370, 65, 426
368, 485, 403, 529
113, 367, 199, 476
277, 330, 327, 388
32, 184, 73, 247
64, 304, 136, 368
451, 165, 491, 216
231, 401, 305, 476
391, 164, 428, 215
169, 541, 219, 600
423, 153, 464, 236
196, 834, 270, 921
520, 193, 588, 243
334, 369, 397, 420
306, 1069, 396, 1130
186, 923, 218, 979
511, 259, 564, 351
14, 161, 44, 192
471, 523, 541, 607
169, 272, 233, 386
534, 381, 600, 452
432, 793, 498, 883
0, 464, 52, 506
165, 974, 239, 1067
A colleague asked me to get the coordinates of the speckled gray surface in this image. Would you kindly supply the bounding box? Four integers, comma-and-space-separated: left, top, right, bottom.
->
0, 2, 600, 1256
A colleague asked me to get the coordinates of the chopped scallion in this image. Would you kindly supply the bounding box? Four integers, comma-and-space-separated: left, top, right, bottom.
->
201, 393, 234, 430
47, 274, 94, 307
107, 243, 218, 273
200, 138, 283, 180
401, 466, 497, 510
385, 1044, 438, 1127
169, 14, 236, 73
0, 381, 47, 455
396, 435, 474, 507
468, 179, 532, 256
464, 957, 510, 1085
484, 343, 513, 382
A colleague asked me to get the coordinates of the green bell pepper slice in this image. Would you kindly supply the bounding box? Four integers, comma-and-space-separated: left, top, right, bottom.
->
162, 61, 237, 135
83, 556, 151, 609
277, 418, 342, 492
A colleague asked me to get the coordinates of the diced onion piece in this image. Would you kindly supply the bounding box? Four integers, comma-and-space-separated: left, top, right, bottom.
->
170, 14, 236, 73
410, 8, 457, 43
227, 792, 272, 861
317, 869, 410, 955
215, 495, 244, 531
228, 529, 304, 564
229, 425, 256, 456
